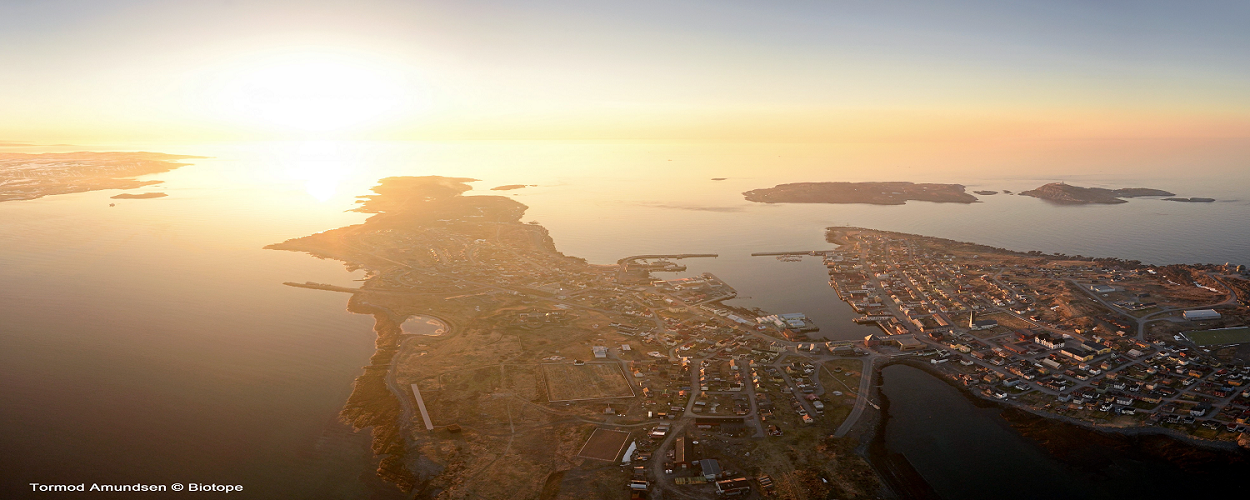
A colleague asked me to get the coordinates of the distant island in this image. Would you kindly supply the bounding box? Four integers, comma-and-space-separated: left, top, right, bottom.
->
711, 177, 727, 181
974, 190, 998, 195
1020, 182, 1175, 205
490, 184, 530, 191
0, 151, 197, 202
110, 192, 167, 199
1164, 197, 1216, 203
743, 181, 978, 205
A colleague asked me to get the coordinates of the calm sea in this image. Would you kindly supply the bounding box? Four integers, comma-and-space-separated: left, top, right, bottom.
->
1, 141, 1247, 497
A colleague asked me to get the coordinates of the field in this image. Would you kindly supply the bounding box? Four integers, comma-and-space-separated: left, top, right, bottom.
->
543, 362, 635, 402
1185, 327, 1250, 347
575, 428, 631, 461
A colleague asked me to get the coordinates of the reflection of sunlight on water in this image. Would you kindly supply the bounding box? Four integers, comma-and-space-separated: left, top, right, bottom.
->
273, 141, 360, 202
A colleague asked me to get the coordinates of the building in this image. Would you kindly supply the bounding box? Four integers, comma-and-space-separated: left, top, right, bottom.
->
1088, 284, 1116, 294
1060, 346, 1094, 363
714, 477, 751, 496
970, 317, 998, 330
1034, 332, 1063, 350
1183, 309, 1222, 321
674, 435, 695, 468
592, 346, 608, 358
1083, 341, 1112, 355
892, 334, 925, 351
699, 458, 721, 481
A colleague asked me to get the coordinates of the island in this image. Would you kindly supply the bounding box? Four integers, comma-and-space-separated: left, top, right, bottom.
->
711, 177, 727, 181
1019, 182, 1175, 204
490, 184, 529, 191
743, 181, 978, 205
974, 190, 998, 195
110, 192, 167, 199
270, 176, 882, 499
1164, 197, 1216, 203
0, 151, 197, 202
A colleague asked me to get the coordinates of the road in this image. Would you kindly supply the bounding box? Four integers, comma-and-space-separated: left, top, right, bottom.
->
834, 355, 880, 437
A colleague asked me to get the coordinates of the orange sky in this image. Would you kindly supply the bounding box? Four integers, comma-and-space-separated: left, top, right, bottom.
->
2, 1, 1248, 149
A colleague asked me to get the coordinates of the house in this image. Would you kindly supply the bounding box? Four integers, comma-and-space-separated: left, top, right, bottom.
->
592, 346, 608, 358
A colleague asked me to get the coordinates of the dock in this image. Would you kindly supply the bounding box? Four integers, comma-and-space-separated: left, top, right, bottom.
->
410, 383, 434, 431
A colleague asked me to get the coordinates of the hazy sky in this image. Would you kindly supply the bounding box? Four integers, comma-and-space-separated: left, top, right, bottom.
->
2, 0, 1249, 143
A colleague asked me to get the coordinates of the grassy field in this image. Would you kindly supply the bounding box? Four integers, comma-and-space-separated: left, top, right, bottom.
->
543, 362, 635, 401
575, 428, 631, 461
823, 359, 864, 395
1185, 327, 1250, 347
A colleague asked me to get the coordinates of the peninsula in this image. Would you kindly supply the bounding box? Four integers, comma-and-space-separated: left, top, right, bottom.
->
0, 151, 197, 202
271, 176, 882, 499
1020, 182, 1175, 204
743, 181, 978, 205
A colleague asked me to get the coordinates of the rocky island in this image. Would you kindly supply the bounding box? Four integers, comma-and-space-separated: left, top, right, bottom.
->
743, 181, 978, 205
0, 151, 197, 202
1020, 182, 1175, 204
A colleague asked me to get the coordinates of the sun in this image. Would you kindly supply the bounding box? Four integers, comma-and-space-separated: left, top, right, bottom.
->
217, 52, 413, 134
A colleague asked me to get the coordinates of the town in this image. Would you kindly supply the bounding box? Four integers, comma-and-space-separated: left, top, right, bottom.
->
823, 228, 1250, 444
